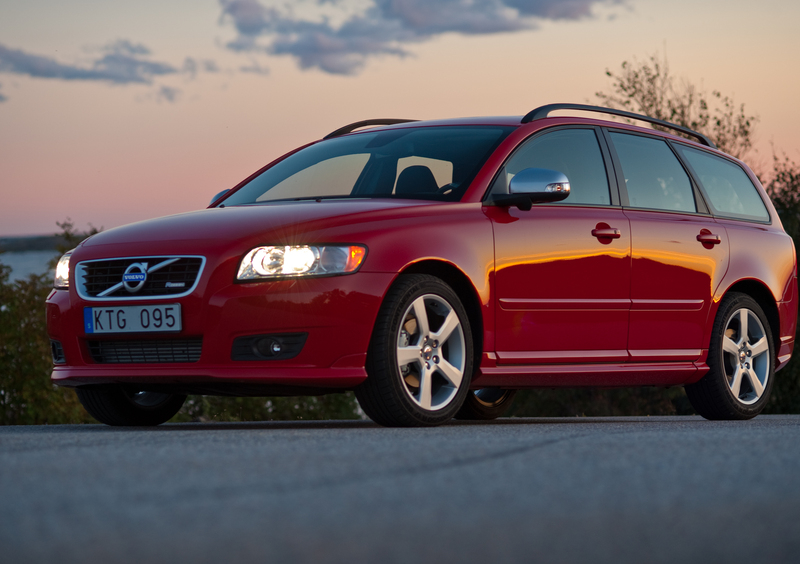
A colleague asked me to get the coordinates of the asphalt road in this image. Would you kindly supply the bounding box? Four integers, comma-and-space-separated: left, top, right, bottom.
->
2, 415, 799, 564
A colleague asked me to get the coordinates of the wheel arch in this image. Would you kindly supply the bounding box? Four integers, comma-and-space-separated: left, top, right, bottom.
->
718, 279, 781, 361
400, 260, 485, 365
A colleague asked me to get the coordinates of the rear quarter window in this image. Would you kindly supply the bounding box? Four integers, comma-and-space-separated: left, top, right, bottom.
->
674, 145, 770, 223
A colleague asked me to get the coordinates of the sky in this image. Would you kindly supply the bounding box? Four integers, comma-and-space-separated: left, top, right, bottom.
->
1, 0, 799, 237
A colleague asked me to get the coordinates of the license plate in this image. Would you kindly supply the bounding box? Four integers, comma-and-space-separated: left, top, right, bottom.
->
84, 304, 182, 334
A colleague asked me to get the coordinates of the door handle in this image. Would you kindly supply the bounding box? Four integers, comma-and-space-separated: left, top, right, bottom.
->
592, 227, 621, 239
697, 232, 722, 245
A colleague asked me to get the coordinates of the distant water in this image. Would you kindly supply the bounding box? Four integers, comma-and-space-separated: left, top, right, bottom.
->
0, 250, 60, 282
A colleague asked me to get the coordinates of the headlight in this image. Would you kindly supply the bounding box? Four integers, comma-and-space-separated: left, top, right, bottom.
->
237, 245, 367, 280
54, 251, 73, 289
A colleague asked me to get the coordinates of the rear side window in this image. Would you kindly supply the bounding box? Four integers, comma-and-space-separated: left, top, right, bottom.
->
610, 132, 696, 213
674, 145, 769, 222
494, 129, 611, 205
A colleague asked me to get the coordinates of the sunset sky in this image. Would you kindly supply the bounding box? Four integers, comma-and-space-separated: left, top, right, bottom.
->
1, 0, 799, 236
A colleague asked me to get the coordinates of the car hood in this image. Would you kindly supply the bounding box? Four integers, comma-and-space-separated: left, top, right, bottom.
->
81, 199, 444, 251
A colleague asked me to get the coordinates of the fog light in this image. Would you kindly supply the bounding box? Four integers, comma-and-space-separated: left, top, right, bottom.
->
256, 338, 279, 357
231, 333, 308, 361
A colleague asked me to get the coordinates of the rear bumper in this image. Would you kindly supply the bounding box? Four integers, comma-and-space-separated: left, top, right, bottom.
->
776, 275, 798, 372
777, 337, 795, 371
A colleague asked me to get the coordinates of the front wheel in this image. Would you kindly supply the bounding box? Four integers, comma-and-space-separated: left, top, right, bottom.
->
76, 387, 187, 426
356, 274, 474, 427
685, 293, 774, 420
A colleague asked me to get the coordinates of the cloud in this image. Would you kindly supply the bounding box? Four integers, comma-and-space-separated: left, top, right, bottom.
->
218, 0, 621, 75
240, 60, 270, 75
0, 40, 219, 102
505, 0, 600, 19
156, 85, 180, 103
182, 57, 220, 78
0, 41, 176, 84
220, 0, 275, 36
103, 39, 152, 57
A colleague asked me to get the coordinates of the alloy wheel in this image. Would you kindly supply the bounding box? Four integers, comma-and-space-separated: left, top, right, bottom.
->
396, 294, 466, 411
721, 307, 770, 405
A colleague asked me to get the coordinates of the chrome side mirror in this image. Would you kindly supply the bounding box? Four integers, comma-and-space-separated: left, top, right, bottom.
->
508, 168, 570, 201
489, 168, 570, 211
209, 189, 230, 207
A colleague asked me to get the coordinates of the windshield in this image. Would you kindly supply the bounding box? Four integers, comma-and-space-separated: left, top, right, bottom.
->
221, 126, 514, 205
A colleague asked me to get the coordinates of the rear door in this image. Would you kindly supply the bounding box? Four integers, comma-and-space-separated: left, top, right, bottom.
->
489, 127, 631, 365
606, 130, 729, 362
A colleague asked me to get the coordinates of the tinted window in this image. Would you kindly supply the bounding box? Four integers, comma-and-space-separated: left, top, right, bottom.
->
259, 154, 370, 201
395, 156, 453, 192
223, 126, 513, 205
494, 129, 611, 205
675, 145, 769, 222
610, 132, 696, 213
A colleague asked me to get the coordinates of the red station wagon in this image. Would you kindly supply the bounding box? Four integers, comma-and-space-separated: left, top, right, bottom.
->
46, 104, 798, 426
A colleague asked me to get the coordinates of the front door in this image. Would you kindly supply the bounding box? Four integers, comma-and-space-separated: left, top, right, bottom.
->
489, 127, 631, 364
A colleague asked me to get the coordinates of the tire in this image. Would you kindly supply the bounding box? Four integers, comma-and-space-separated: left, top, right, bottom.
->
355, 274, 474, 427
455, 389, 517, 420
76, 387, 187, 426
685, 292, 774, 420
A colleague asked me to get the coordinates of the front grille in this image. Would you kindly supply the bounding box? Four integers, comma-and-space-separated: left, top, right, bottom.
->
88, 338, 202, 363
77, 256, 204, 299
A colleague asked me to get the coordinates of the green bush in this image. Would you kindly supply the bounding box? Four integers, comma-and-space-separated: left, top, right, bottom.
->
0, 264, 91, 424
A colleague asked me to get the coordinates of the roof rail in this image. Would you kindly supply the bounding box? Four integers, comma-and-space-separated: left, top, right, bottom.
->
521, 103, 716, 149
324, 119, 418, 140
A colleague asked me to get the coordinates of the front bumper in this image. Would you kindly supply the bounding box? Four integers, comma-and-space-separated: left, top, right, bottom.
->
47, 272, 395, 392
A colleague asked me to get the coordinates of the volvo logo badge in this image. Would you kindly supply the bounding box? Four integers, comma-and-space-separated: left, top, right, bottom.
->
122, 262, 149, 293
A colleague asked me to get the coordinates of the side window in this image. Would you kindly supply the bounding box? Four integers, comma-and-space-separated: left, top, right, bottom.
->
494, 129, 611, 205
609, 132, 696, 213
675, 145, 769, 222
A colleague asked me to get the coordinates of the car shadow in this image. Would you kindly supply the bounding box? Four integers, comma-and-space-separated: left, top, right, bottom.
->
46, 415, 709, 433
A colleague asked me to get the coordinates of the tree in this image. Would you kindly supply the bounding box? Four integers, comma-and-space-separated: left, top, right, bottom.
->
595, 53, 758, 160
763, 154, 800, 414
766, 154, 800, 240
50, 218, 101, 265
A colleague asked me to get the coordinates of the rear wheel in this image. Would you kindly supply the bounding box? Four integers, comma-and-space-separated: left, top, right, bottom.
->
455, 389, 517, 420
76, 387, 186, 426
355, 274, 474, 427
685, 293, 774, 420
